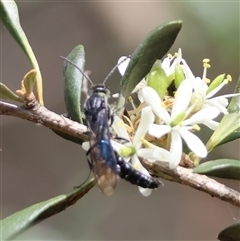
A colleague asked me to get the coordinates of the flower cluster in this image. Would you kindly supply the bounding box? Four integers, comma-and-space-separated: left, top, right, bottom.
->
82, 48, 236, 196
112, 49, 236, 195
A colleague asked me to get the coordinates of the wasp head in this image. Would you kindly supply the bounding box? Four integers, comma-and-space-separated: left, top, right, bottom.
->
90, 84, 110, 98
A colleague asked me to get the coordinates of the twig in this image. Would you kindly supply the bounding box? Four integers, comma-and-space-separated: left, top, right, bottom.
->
142, 159, 240, 207
1, 100, 240, 207
0, 100, 88, 141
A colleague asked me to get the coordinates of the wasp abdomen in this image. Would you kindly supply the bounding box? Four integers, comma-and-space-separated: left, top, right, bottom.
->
116, 153, 160, 189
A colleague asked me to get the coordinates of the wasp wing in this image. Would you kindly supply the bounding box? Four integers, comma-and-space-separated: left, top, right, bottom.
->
87, 108, 118, 196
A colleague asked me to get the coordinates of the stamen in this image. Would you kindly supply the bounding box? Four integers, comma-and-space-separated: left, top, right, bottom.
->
122, 115, 134, 130
128, 96, 136, 110
202, 61, 210, 80
205, 78, 211, 84
163, 98, 174, 109
227, 74, 232, 82
133, 115, 141, 130
167, 53, 173, 58
203, 63, 211, 68
223, 79, 229, 85
128, 102, 146, 117
203, 58, 210, 63
193, 124, 200, 131
141, 137, 156, 148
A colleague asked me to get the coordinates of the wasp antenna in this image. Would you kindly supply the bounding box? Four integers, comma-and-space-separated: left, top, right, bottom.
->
60, 56, 94, 86
102, 55, 131, 85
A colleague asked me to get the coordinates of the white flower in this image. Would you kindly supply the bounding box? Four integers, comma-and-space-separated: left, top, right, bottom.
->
141, 83, 208, 169
112, 106, 176, 196
175, 57, 239, 128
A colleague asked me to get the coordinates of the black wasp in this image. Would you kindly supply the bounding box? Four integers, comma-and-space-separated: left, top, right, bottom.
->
84, 83, 118, 196
62, 57, 161, 196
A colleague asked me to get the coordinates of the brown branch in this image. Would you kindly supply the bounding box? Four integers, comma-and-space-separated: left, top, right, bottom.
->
142, 159, 240, 207
1, 100, 240, 207
0, 100, 88, 141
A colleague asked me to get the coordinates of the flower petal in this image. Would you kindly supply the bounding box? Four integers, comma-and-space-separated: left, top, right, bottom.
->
180, 58, 195, 80
110, 140, 126, 152
182, 106, 220, 126
202, 120, 219, 130
171, 79, 193, 119
148, 124, 171, 138
137, 147, 177, 164
131, 155, 150, 175
178, 128, 207, 158
140, 86, 171, 124
132, 79, 147, 93
117, 56, 131, 76
112, 115, 130, 141
161, 56, 171, 70
204, 99, 229, 114
133, 106, 154, 149
192, 76, 208, 93
138, 187, 152, 196
206, 81, 225, 98
82, 141, 90, 151
169, 130, 182, 169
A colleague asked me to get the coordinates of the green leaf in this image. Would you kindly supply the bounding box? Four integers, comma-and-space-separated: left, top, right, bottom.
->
218, 223, 240, 241
0, 0, 43, 105
206, 77, 240, 151
193, 159, 240, 180
228, 76, 240, 114
0, 82, 24, 102
206, 112, 240, 152
63, 45, 85, 124
23, 69, 36, 95
120, 20, 182, 98
16, 70, 37, 102
53, 45, 86, 144
216, 131, 240, 147
0, 178, 95, 240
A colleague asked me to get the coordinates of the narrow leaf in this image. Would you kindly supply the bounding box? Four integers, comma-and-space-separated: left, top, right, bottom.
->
218, 223, 240, 241
16, 70, 36, 101
0, 0, 43, 105
206, 77, 240, 151
193, 159, 240, 180
120, 20, 182, 98
0, 82, 24, 102
228, 76, 240, 114
0, 178, 95, 240
63, 45, 85, 124
23, 69, 36, 95
216, 131, 240, 147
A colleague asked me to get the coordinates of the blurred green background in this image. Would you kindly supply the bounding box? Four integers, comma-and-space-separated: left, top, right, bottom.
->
1, 1, 239, 240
